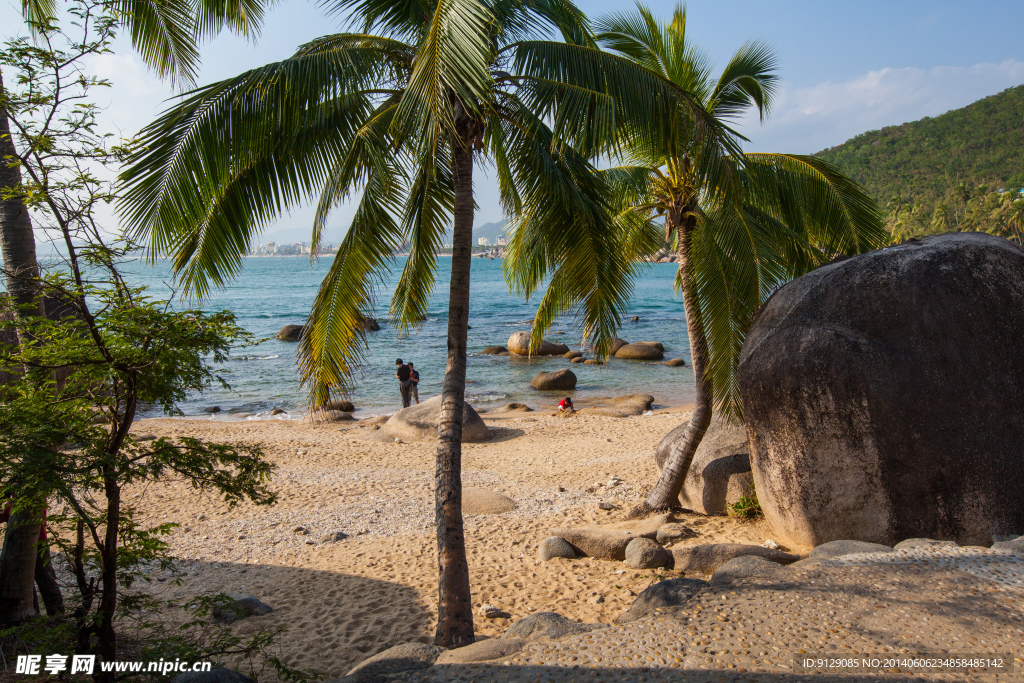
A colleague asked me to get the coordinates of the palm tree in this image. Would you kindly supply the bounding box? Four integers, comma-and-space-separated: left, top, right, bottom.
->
507, 3, 889, 517
0, 0, 267, 624
119, 0, 735, 646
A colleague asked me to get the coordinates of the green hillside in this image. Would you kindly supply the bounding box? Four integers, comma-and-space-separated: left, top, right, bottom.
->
815, 84, 1024, 242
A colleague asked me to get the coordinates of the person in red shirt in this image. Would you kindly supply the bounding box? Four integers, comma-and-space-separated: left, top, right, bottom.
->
558, 397, 574, 412
0, 505, 64, 616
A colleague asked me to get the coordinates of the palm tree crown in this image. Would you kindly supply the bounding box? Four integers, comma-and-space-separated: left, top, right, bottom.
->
119, 0, 737, 645
507, 2, 889, 513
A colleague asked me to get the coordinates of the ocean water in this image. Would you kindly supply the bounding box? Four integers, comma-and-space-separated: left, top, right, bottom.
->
125, 255, 696, 419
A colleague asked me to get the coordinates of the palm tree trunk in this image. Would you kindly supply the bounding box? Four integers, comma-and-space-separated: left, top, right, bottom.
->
0, 67, 45, 625
433, 119, 478, 648
630, 204, 713, 517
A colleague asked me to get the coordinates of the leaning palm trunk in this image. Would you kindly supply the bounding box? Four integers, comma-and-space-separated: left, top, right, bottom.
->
631, 205, 713, 516
0, 68, 46, 624
433, 121, 478, 648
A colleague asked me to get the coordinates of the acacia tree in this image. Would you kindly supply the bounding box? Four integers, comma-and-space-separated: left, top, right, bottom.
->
119, 0, 732, 646
507, 3, 888, 516
0, 0, 271, 624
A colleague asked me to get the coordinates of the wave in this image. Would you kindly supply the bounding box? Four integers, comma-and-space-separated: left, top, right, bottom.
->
232, 354, 281, 361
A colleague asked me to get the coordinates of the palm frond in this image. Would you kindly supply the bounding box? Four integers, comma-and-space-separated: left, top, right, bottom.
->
297, 169, 404, 408
708, 40, 778, 122
110, 0, 203, 85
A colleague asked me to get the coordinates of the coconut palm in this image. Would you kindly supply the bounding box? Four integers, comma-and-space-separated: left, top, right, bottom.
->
118, 0, 735, 645
507, 3, 889, 517
0, 0, 268, 625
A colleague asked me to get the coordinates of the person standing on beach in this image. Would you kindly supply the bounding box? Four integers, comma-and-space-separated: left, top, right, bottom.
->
395, 358, 413, 408
408, 362, 420, 404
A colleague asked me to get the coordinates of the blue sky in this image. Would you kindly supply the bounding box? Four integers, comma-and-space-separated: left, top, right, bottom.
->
3, 0, 1023, 245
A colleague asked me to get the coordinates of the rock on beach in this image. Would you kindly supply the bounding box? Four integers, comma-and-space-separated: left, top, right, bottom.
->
507, 331, 569, 356
739, 232, 1024, 547
530, 369, 577, 391
615, 343, 664, 360
382, 395, 490, 442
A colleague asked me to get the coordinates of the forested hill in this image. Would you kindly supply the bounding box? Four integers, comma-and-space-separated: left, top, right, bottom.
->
815, 84, 1024, 204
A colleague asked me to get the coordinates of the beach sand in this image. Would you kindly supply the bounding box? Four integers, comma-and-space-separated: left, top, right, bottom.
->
126, 401, 774, 678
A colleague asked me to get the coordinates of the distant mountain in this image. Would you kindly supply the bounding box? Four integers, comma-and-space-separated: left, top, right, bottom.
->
815, 84, 1024, 241
815, 84, 1024, 204
473, 220, 507, 244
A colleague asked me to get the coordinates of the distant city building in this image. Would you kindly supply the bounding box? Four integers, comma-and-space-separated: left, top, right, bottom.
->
496, 236, 507, 246
477, 237, 489, 246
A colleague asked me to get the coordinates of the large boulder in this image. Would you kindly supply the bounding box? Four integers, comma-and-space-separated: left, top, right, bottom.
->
655, 414, 755, 515
507, 331, 569, 356
624, 537, 671, 569
738, 233, 1024, 548
530, 369, 577, 391
382, 395, 490, 442
710, 555, 786, 586
435, 638, 527, 664
608, 337, 630, 354
615, 343, 664, 360
607, 394, 655, 415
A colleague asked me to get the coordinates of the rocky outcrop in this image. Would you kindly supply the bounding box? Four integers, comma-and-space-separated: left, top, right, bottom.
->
606, 394, 654, 415
211, 593, 273, 624
501, 612, 605, 641
637, 341, 665, 352
671, 543, 799, 575
275, 324, 304, 341
435, 638, 527, 664
326, 399, 355, 412
507, 331, 570, 356
614, 578, 707, 624
808, 540, 894, 559
655, 414, 755, 515
345, 643, 444, 679
481, 346, 508, 355
710, 556, 786, 585
739, 233, 1024, 548
382, 395, 490, 442
530, 369, 577, 391
551, 513, 672, 561
564, 350, 583, 359
359, 316, 380, 331
614, 343, 664, 360
609, 337, 630, 354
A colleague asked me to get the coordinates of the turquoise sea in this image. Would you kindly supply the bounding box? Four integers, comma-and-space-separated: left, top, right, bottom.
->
126, 255, 696, 419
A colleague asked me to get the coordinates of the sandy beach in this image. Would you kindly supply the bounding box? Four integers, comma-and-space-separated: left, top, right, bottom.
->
125, 400, 774, 678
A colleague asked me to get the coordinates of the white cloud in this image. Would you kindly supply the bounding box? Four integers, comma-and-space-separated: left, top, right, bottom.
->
735, 59, 1024, 154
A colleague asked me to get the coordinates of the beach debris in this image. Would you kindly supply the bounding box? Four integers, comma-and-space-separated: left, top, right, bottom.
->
538, 536, 576, 562
588, 595, 605, 604
292, 526, 308, 535
501, 402, 532, 412
320, 531, 348, 543
211, 593, 273, 624
394, 438, 403, 443
656, 522, 697, 545
761, 539, 780, 549
614, 578, 707, 625
556, 486, 566, 493
671, 543, 799, 575
598, 502, 617, 511
607, 477, 622, 487
529, 368, 577, 390
345, 643, 445, 679
501, 612, 606, 641
478, 604, 507, 619
275, 324, 304, 341
625, 537, 672, 569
